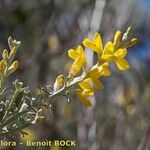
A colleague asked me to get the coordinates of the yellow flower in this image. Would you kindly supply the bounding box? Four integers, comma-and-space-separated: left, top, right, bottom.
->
83, 32, 103, 58
78, 78, 94, 96
76, 89, 92, 107
101, 42, 130, 70
68, 58, 81, 78
76, 63, 110, 107
68, 45, 86, 77
54, 74, 64, 91
82, 30, 137, 71
98, 63, 111, 76
77, 78, 94, 107
88, 63, 111, 89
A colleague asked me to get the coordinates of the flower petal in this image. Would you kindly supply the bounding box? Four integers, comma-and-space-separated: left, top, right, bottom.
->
98, 63, 111, 76
92, 78, 104, 90
103, 41, 114, 55
94, 32, 103, 53
82, 89, 94, 96
76, 89, 92, 107
83, 38, 97, 53
78, 78, 93, 89
68, 49, 79, 60
101, 54, 116, 62
116, 58, 130, 70
113, 31, 122, 48
88, 68, 100, 79
68, 58, 82, 77
114, 48, 127, 58
76, 45, 84, 54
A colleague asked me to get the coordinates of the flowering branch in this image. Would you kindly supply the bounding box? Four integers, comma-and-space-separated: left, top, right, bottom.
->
0, 27, 137, 137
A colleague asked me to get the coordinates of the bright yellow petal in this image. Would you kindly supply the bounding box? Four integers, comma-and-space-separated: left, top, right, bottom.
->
113, 31, 122, 48
116, 58, 130, 70
68, 49, 79, 60
68, 58, 82, 77
83, 38, 97, 53
101, 54, 116, 62
76, 89, 92, 107
101, 68, 111, 76
103, 41, 114, 55
94, 32, 103, 53
92, 78, 104, 90
82, 89, 94, 96
98, 63, 111, 76
78, 78, 93, 89
76, 45, 84, 54
76, 45, 87, 67
88, 68, 100, 79
114, 48, 127, 58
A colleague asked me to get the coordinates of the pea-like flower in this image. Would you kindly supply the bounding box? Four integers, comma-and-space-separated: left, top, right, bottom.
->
76, 63, 110, 106
101, 42, 129, 70
88, 63, 111, 89
83, 32, 103, 58
101, 30, 131, 70
68, 45, 86, 78
83, 29, 138, 71
76, 78, 94, 107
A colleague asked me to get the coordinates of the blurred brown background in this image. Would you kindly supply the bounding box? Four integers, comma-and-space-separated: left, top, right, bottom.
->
0, 0, 150, 150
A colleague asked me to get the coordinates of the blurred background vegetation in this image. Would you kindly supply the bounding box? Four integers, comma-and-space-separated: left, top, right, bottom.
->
0, 0, 150, 150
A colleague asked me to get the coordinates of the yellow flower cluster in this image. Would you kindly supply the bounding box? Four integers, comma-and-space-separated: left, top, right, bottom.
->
66, 27, 137, 107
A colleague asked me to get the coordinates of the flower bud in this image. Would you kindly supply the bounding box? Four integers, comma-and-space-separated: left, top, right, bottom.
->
54, 74, 64, 91
128, 38, 138, 47
13, 79, 23, 91
2, 49, 9, 60
0, 60, 6, 72
122, 26, 132, 41
7, 60, 19, 75
68, 58, 81, 78
8, 36, 21, 50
